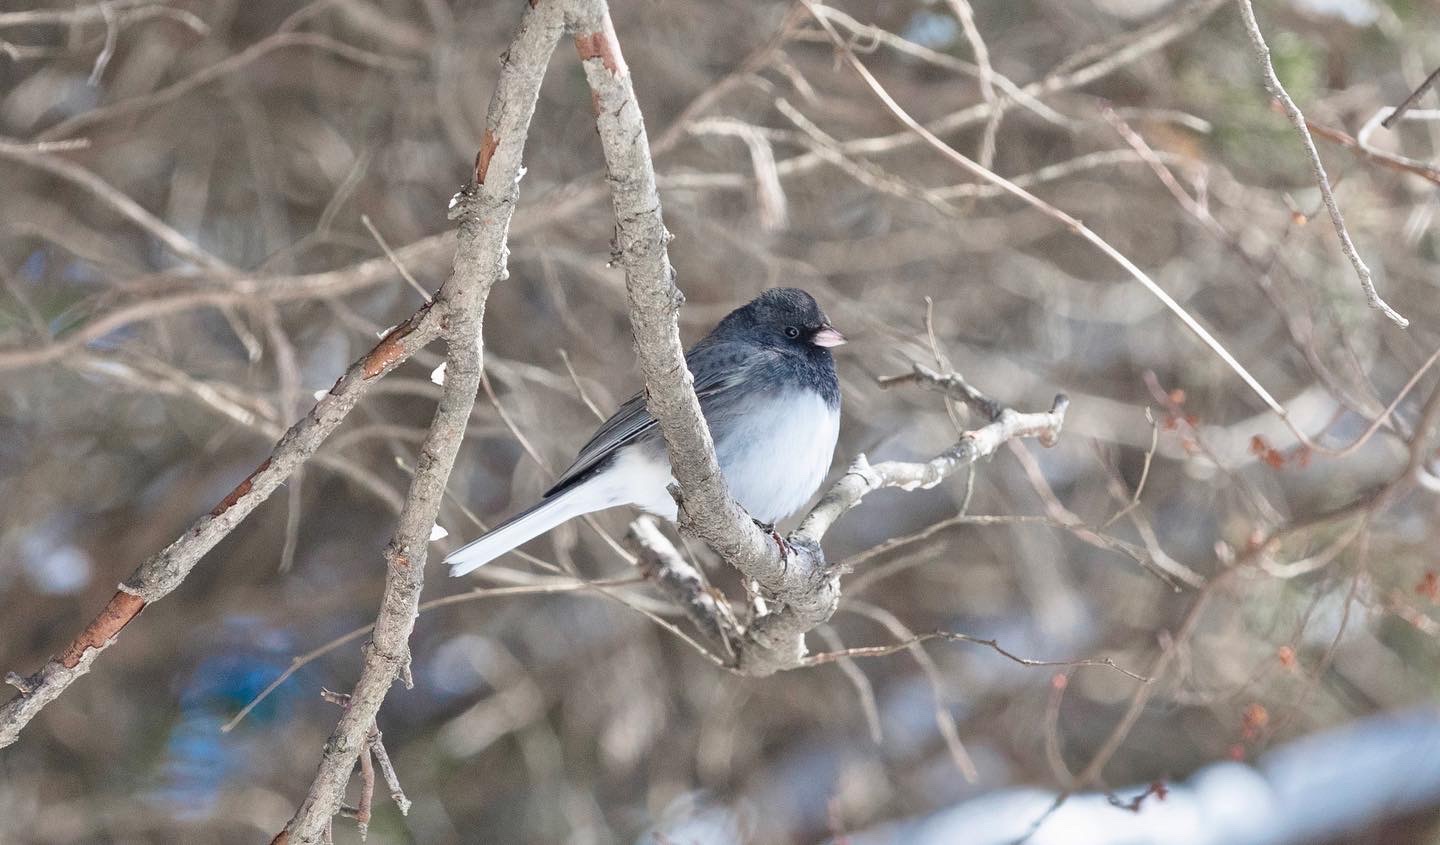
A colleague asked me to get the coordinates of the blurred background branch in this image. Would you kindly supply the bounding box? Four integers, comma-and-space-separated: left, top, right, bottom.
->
4, 0, 1440, 842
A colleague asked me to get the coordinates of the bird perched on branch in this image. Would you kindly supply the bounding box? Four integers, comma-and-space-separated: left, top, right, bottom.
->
447, 288, 845, 575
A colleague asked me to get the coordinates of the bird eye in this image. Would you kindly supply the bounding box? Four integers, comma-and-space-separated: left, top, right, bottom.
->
784, 326, 801, 339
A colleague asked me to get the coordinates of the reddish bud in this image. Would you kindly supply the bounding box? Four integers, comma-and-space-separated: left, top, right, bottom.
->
1241, 702, 1269, 740
1417, 572, 1440, 602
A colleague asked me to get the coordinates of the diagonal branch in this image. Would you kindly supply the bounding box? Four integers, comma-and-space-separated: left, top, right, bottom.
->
1381, 64, 1440, 129
1234, 0, 1408, 327
572, 0, 1073, 678
0, 302, 442, 750
627, 361, 1070, 677
274, 1, 567, 841
799, 0, 1293, 427
735, 386, 1068, 675
626, 517, 740, 660
566, 2, 779, 589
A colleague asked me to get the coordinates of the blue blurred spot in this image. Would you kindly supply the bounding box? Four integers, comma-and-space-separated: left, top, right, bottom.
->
60, 259, 103, 285
21, 250, 46, 282
151, 621, 303, 814
902, 11, 959, 49
19, 517, 93, 595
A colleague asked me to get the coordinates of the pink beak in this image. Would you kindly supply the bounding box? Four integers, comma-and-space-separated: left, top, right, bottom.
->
812, 326, 847, 348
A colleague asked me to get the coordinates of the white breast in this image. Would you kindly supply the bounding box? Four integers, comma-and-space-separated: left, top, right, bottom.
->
602, 391, 840, 525
713, 390, 840, 525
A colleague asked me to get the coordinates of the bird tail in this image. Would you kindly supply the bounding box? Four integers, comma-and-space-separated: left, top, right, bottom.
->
445, 485, 599, 576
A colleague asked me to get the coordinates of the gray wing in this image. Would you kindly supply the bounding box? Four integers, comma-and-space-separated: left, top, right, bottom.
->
544, 340, 765, 496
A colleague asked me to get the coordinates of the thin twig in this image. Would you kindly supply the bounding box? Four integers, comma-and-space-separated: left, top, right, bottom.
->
1234, 0, 1408, 327
362, 214, 432, 302
804, 627, 1149, 683
1100, 408, 1159, 530
275, 1, 566, 838
842, 601, 978, 781
1304, 111, 1440, 185
0, 304, 442, 750
86, 1, 118, 85
40, 32, 418, 141
369, 729, 411, 815
1382, 64, 1440, 129
817, 626, 883, 745
801, 0, 1296, 421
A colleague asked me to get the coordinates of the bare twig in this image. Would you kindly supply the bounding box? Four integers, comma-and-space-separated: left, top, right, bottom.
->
39, 32, 418, 141
355, 739, 374, 840
1382, 64, 1440, 129
843, 601, 978, 781
804, 626, 1148, 682
0, 303, 442, 750
1234, 0, 1408, 327
733, 377, 1070, 675
1050, 386, 1440, 804
0, 141, 233, 271
801, 0, 1295, 423
362, 214, 433, 303
626, 517, 740, 659
777, 0, 1226, 183
816, 626, 883, 745
1100, 408, 1159, 530
222, 577, 640, 733
369, 728, 411, 816
273, 0, 565, 839
87, 1, 119, 86
944, 0, 994, 105
0, 235, 453, 372
1304, 111, 1440, 186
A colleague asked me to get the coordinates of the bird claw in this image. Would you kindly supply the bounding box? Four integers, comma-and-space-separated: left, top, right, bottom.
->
751, 518, 791, 557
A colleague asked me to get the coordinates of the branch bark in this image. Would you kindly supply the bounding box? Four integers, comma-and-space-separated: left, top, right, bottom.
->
1235, 0, 1408, 328
628, 362, 1069, 676
572, 0, 1073, 677
566, 0, 776, 579
741, 368, 1067, 675
570, 0, 863, 677
0, 302, 441, 750
274, 1, 566, 841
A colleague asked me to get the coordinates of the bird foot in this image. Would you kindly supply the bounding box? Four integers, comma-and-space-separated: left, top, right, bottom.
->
754, 519, 791, 557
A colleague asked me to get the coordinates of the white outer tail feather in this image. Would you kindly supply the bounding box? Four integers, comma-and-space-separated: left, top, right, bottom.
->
445, 485, 600, 576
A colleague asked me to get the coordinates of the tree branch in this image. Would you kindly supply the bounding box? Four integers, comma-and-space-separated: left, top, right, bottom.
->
626, 517, 740, 660
0, 303, 441, 750
1381, 64, 1440, 129
566, 0, 777, 580
569, 0, 1074, 677
1235, 0, 1408, 327
626, 360, 1069, 677
273, 1, 566, 841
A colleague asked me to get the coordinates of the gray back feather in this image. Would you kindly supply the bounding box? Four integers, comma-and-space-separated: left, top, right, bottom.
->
544, 339, 773, 496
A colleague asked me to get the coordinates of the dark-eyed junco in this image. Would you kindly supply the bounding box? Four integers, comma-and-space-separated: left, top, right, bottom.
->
446, 288, 845, 575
